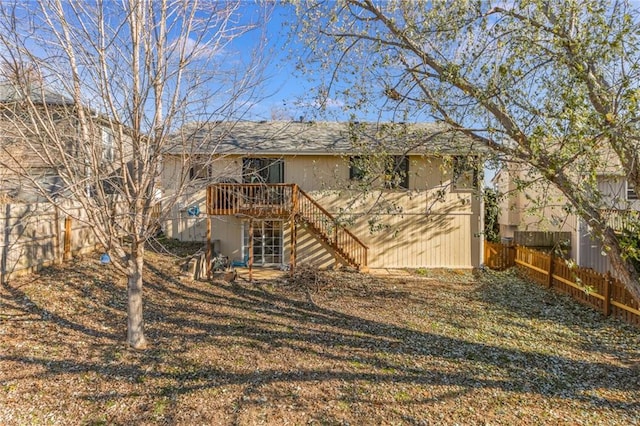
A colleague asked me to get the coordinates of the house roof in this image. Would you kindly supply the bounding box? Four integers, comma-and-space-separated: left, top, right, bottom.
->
0, 81, 74, 106
166, 121, 488, 156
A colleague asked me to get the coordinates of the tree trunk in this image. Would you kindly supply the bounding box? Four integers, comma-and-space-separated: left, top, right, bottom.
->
127, 243, 147, 350
603, 228, 640, 303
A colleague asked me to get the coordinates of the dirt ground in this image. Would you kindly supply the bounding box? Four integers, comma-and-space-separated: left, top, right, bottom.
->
1, 249, 639, 425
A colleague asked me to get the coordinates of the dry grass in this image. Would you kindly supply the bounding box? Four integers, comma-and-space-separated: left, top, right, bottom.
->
1, 250, 639, 425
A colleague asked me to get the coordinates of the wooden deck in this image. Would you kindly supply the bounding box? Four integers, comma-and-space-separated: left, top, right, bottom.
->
206, 183, 368, 271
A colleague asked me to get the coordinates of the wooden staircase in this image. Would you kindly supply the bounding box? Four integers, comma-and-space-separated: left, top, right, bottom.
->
207, 183, 368, 270
295, 186, 368, 270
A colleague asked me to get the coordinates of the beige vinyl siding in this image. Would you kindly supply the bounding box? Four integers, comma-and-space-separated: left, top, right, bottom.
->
578, 220, 610, 274
347, 213, 473, 268
597, 176, 640, 210
283, 211, 475, 269
160, 156, 241, 192
285, 155, 443, 192
310, 189, 474, 215
284, 156, 344, 190
210, 216, 244, 259
161, 188, 208, 241
494, 168, 521, 231
296, 154, 480, 268
163, 154, 456, 193
495, 164, 585, 259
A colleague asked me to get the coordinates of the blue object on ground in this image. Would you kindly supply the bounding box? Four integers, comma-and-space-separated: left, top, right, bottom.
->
231, 253, 249, 268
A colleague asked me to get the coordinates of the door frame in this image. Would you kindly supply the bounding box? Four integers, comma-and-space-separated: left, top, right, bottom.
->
241, 219, 284, 266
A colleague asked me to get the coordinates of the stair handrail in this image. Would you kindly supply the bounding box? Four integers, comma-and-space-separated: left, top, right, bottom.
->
295, 185, 368, 268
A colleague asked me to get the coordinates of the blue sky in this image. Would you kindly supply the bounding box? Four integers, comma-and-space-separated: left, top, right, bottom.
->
229, 3, 496, 182
5, 2, 413, 123
230, 3, 388, 123
233, 3, 441, 124
231, 4, 326, 121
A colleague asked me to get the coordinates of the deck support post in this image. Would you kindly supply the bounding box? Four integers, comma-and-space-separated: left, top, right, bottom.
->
249, 218, 254, 283
289, 185, 298, 276
206, 215, 212, 279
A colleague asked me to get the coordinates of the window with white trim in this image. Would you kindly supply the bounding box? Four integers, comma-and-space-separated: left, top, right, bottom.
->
101, 127, 114, 162
627, 180, 638, 200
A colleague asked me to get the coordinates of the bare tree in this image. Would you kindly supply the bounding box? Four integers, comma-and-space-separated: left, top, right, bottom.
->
0, 0, 271, 349
294, 0, 640, 300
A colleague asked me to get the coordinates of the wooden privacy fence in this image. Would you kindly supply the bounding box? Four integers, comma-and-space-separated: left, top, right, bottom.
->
484, 241, 516, 270
514, 246, 640, 327
0, 202, 99, 283
1, 201, 163, 283
513, 231, 572, 248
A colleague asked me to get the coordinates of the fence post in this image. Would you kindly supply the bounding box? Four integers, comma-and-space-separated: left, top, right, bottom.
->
483, 240, 488, 267
603, 272, 612, 317
53, 205, 62, 264
64, 216, 72, 261
508, 244, 516, 268
502, 243, 508, 269
547, 252, 554, 288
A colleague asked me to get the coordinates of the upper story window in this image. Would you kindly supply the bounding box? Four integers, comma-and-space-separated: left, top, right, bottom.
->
242, 158, 284, 183
349, 156, 367, 181
349, 155, 409, 189
453, 155, 479, 190
627, 181, 638, 200
189, 160, 211, 181
101, 127, 114, 162
385, 155, 409, 189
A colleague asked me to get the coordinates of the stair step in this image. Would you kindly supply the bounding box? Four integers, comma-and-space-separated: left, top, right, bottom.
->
295, 191, 366, 270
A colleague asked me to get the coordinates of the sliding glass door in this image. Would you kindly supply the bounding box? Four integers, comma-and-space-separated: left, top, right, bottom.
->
242, 220, 283, 265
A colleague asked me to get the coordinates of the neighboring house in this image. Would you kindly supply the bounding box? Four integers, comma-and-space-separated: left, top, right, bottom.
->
161, 121, 486, 270
0, 80, 127, 202
494, 161, 640, 273
493, 162, 577, 243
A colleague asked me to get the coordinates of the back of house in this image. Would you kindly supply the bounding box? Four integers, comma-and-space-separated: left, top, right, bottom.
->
160, 121, 486, 270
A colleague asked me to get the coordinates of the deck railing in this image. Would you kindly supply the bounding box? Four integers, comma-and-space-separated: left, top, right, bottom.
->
602, 209, 639, 233
296, 187, 368, 269
207, 183, 368, 269
207, 183, 294, 217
